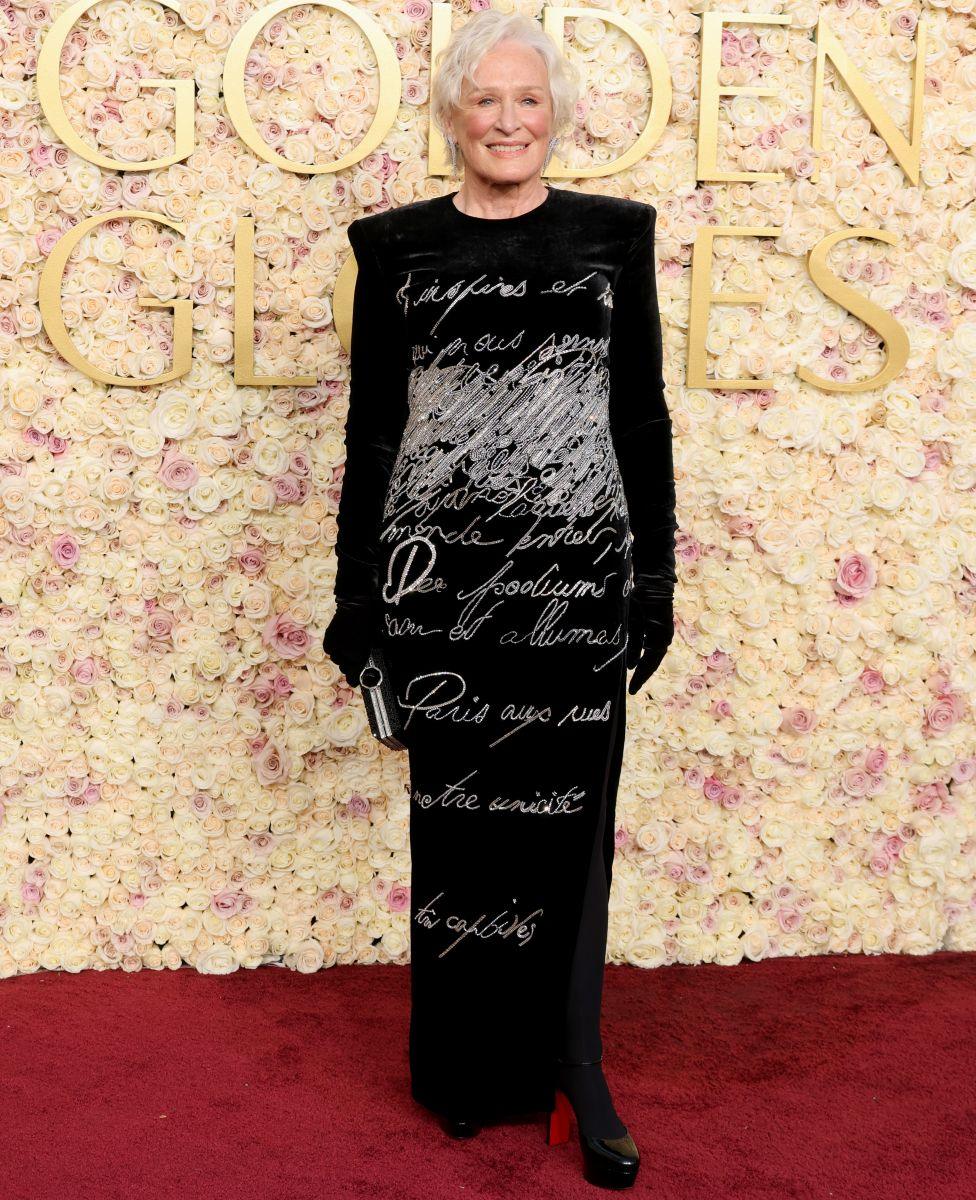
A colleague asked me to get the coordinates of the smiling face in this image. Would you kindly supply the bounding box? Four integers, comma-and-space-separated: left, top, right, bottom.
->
445, 39, 554, 187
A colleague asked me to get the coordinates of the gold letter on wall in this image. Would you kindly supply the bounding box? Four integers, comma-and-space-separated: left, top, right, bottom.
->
223, 0, 401, 174
697, 11, 792, 183
235, 218, 317, 386
39, 211, 192, 386
812, 17, 927, 187
802, 228, 909, 392
686, 224, 781, 390
542, 5, 671, 180
37, 0, 194, 170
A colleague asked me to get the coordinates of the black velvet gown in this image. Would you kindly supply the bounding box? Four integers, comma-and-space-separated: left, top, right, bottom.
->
327, 185, 676, 1123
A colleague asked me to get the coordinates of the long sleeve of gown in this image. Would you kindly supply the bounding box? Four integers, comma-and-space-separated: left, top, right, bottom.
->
607, 204, 677, 649
322, 217, 411, 686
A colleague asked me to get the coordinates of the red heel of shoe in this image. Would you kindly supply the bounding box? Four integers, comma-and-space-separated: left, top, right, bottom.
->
547, 1087, 572, 1146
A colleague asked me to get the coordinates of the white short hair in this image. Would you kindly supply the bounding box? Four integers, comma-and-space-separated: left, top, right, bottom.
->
431, 9, 580, 144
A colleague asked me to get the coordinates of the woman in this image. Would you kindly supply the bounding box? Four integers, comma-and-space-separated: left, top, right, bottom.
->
323, 9, 675, 1189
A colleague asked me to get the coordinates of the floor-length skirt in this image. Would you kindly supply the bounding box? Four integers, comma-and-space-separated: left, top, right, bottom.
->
379, 466, 633, 1123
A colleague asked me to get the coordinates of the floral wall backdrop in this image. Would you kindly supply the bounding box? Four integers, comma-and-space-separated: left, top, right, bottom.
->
0, 0, 974, 978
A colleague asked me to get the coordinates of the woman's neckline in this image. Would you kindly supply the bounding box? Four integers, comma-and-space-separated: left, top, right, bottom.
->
447, 184, 555, 225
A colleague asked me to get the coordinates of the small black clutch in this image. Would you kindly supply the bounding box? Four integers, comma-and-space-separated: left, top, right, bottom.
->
358, 646, 408, 750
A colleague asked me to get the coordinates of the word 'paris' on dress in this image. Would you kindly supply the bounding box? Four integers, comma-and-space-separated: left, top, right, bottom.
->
324, 185, 676, 1122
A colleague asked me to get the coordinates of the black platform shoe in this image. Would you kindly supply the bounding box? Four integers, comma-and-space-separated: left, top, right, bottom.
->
442, 1114, 481, 1138
546, 1056, 640, 1189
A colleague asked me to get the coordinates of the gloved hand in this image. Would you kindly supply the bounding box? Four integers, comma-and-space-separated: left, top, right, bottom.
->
322, 603, 378, 689
625, 582, 674, 695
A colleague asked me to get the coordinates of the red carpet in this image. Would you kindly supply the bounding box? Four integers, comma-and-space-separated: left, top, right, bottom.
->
2, 951, 973, 1200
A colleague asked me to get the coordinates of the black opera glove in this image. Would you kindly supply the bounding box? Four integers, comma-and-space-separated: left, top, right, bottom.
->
322, 216, 410, 689
322, 601, 377, 689
625, 576, 675, 696
607, 203, 678, 697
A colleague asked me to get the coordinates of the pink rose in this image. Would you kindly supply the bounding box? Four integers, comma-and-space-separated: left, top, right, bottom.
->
950, 756, 976, 783
677, 533, 700, 561
835, 551, 876, 599
782, 706, 816, 733
147, 609, 175, 639
860, 669, 885, 693
702, 775, 725, 802
913, 782, 950, 814
388, 885, 410, 912
191, 279, 216, 304
841, 768, 869, 797
263, 612, 311, 660
238, 548, 265, 574
36, 228, 62, 255
248, 832, 276, 854
211, 890, 245, 918
923, 444, 946, 471
158, 452, 198, 491
253, 739, 290, 785
71, 656, 97, 684
51, 532, 79, 568
121, 176, 151, 204
924, 693, 963, 734
272, 473, 302, 503
348, 793, 370, 817
864, 747, 888, 774
777, 908, 801, 933
793, 153, 816, 179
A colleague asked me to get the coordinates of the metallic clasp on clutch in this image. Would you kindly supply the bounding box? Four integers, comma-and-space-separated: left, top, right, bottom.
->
359, 648, 408, 751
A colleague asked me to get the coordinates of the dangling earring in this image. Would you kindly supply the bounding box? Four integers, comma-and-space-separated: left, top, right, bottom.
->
447, 137, 459, 179
542, 135, 557, 174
